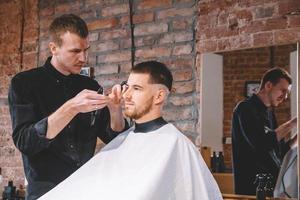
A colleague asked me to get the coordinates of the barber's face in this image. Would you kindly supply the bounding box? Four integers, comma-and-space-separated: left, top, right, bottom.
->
122, 73, 155, 122
51, 31, 89, 75
267, 78, 290, 107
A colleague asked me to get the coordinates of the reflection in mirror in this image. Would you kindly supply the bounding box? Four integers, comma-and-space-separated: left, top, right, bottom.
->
200, 43, 298, 197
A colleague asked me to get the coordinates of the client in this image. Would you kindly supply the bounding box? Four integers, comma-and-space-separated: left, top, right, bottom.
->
40, 61, 222, 200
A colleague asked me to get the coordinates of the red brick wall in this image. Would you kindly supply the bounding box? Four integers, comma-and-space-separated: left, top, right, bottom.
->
0, 0, 38, 190
197, 0, 300, 53
38, 0, 198, 140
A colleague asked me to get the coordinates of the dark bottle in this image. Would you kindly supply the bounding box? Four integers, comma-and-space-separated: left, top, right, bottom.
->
255, 174, 266, 200
211, 151, 218, 172
264, 174, 274, 198
2, 180, 16, 200
218, 151, 226, 173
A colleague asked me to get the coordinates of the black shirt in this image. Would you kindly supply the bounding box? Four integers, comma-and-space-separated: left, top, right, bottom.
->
8, 57, 127, 200
231, 94, 289, 195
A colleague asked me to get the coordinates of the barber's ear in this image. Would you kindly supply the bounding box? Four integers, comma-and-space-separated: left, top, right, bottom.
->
265, 81, 273, 90
154, 89, 166, 105
49, 42, 58, 55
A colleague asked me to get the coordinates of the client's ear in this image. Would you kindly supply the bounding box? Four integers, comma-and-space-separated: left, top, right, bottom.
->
154, 89, 167, 105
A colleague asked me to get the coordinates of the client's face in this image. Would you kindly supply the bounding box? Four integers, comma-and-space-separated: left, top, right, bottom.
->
123, 73, 155, 122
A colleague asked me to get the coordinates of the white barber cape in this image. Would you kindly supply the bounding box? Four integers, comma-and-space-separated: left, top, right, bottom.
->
40, 124, 222, 200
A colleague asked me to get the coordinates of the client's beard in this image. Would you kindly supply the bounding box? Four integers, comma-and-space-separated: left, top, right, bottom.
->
124, 97, 153, 120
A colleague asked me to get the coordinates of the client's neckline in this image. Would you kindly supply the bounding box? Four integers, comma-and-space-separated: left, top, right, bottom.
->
134, 117, 167, 133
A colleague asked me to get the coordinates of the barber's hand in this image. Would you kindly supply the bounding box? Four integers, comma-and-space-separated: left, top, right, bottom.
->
107, 84, 123, 111
69, 89, 110, 114
275, 117, 297, 141
288, 134, 297, 147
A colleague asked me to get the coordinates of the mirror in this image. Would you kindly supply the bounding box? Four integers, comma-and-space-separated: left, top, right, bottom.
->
199, 43, 298, 195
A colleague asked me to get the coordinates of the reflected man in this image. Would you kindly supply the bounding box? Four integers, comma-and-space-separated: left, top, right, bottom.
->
232, 67, 297, 195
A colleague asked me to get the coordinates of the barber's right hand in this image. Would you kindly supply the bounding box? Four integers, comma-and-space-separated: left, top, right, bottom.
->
68, 89, 110, 114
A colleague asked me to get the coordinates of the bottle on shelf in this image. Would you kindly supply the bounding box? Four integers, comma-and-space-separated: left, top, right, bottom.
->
210, 151, 217, 172
254, 173, 266, 200
2, 180, 16, 200
264, 174, 274, 198
218, 151, 226, 173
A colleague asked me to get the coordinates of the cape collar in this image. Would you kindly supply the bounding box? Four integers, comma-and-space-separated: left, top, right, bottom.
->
134, 117, 167, 133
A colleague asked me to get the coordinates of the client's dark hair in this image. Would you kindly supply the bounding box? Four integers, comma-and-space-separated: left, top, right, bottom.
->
131, 61, 173, 91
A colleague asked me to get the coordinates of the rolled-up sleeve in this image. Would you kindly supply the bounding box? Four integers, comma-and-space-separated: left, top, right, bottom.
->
8, 76, 52, 156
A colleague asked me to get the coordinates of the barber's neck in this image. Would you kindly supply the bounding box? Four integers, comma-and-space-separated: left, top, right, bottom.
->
256, 90, 271, 107
50, 56, 71, 76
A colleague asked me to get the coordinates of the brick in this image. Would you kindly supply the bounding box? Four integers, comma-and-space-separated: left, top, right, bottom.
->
101, 4, 129, 17
159, 32, 193, 44
119, 62, 132, 73
168, 94, 193, 106
134, 23, 168, 36
254, 6, 274, 19
90, 41, 119, 52
137, 0, 172, 10
278, 0, 300, 15
197, 40, 218, 53
133, 12, 154, 24
174, 0, 195, 3
198, 14, 218, 30
221, 34, 252, 51
94, 64, 119, 76
95, 73, 127, 88
135, 36, 156, 47
77, 10, 97, 20
253, 31, 273, 47
39, 4, 54, 17
218, 12, 228, 26
288, 15, 300, 27
87, 18, 119, 31
100, 29, 129, 40
173, 69, 193, 81
89, 32, 99, 42
85, 0, 122, 7
172, 80, 195, 94
97, 51, 131, 63
164, 58, 194, 70
22, 52, 37, 71
55, 2, 82, 14
23, 41, 37, 53
173, 44, 193, 55
87, 53, 97, 66
172, 18, 193, 30
135, 47, 171, 59
172, 120, 196, 134
274, 28, 300, 44
39, 17, 53, 31
157, 7, 195, 19
264, 17, 287, 31
163, 106, 194, 121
